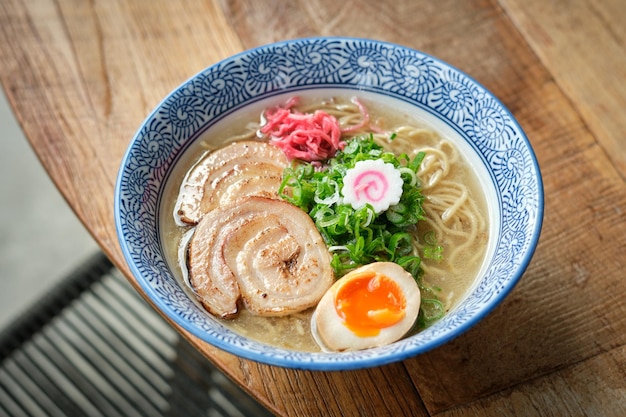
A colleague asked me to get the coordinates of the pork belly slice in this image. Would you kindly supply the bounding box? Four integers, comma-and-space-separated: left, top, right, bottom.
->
174, 141, 288, 225
187, 196, 334, 318
202, 162, 284, 214
185, 209, 252, 318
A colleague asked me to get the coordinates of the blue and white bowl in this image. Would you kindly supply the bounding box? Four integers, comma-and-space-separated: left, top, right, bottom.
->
115, 37, 543, 370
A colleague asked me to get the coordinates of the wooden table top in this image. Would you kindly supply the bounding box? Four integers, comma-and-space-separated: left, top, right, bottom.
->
2, 0, 625, 415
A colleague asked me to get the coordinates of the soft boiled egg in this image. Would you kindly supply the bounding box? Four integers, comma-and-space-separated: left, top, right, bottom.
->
311, 262, 421, 351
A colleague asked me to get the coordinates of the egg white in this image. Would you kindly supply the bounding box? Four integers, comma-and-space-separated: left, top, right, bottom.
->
312, 262, 421, 352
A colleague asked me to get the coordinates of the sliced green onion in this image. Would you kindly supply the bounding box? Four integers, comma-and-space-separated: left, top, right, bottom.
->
409, 151, 426, 172
417, 298, 445, 329
314, 178, 340, 205
279, 135, 434, 284
398, 167, 418, 187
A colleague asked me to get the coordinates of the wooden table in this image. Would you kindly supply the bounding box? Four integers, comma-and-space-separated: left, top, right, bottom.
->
2, 0, 625, 415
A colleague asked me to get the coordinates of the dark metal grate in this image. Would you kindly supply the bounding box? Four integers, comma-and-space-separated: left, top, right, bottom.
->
0, 253, 274, 417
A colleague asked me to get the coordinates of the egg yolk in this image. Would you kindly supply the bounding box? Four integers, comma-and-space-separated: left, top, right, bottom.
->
334, 272, 406, 337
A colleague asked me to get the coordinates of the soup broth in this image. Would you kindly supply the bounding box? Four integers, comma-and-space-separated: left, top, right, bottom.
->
160, 94, 488, 352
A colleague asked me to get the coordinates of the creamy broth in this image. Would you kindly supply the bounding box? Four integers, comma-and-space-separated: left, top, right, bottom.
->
160, 95, 488, 352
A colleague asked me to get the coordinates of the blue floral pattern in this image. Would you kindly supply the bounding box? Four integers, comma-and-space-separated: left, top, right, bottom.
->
290, 39, 345, 84
115, 38, 543, 370
341, 41, 391, 87
428, 69, 477, 124
242, 48, 291, 94
387, 52, 439, 99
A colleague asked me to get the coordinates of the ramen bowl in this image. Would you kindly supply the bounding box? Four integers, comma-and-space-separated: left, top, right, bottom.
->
115, 37, 543, 370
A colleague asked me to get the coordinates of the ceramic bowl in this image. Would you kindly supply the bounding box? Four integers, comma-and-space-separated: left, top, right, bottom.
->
115, 37, 543, 370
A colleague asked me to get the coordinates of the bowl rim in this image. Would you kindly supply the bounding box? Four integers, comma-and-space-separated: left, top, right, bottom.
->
114, 36, 544, 370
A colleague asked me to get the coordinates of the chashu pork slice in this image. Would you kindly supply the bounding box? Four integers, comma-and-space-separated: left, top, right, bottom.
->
202, 162, 284, 215
174, 141, 288, 226
187, 196, 334, 318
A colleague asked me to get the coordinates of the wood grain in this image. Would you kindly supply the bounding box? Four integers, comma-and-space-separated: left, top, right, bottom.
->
1, 0, 625, 415
500, 0, 626, 180
440, 344, 626, 417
